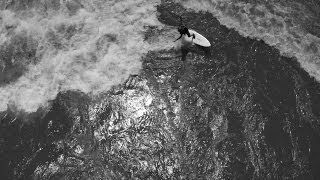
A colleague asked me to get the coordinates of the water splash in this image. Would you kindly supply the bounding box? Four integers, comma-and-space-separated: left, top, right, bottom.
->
0, 0, 177, 112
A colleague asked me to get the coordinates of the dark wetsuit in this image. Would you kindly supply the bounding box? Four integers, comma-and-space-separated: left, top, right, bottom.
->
179, 25, 191, 37
174, 25, 194, 42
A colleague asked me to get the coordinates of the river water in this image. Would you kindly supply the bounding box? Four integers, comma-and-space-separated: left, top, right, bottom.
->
0, 0, 320, 179
0, 0, 319, 112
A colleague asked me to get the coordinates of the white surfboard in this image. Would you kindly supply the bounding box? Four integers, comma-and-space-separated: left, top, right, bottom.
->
182, 29, 211, 47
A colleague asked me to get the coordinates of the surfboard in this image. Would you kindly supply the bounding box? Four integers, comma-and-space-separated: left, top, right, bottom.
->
182, 29, 211, 47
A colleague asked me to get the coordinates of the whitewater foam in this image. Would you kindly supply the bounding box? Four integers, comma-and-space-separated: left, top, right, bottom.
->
175, 0, 320, 81
0, 0, 177, 112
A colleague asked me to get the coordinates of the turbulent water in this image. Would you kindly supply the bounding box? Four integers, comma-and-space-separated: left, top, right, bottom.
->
1, 0, 320, 179
0, 0, 177, 112
0, 0, 319, 112
177, 0, 320, 79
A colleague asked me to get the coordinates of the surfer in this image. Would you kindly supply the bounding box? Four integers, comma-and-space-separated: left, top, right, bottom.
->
173, 16, 211, 62
174, 16, 195, 42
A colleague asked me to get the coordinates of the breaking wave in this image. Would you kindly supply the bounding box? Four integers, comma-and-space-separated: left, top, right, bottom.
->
176, 0, 320, 81
0, 0, 176, 112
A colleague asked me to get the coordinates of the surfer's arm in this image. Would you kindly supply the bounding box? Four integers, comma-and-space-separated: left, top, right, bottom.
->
186, 30, 191, 37
173, 34, 183, 42
186, 30, 195, 38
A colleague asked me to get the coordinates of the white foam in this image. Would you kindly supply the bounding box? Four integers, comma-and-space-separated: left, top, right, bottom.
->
175, 0, 320, 81
0, 0, 177, 112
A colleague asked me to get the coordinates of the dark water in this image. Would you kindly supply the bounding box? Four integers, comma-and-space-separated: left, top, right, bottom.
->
176, 0, 320, 83
1, 0, 320, 179
157, 1, 320, 179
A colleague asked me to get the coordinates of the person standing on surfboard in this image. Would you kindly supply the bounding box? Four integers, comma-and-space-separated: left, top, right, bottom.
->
174, 16, 195, 42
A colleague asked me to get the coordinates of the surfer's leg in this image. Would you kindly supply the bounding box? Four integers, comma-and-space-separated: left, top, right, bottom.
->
181, 47, 189, 61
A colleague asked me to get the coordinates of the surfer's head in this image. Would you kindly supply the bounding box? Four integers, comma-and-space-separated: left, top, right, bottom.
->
178, 25, 187, 34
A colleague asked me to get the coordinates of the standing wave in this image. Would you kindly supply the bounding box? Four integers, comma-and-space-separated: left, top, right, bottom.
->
175, 0, 320, 81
